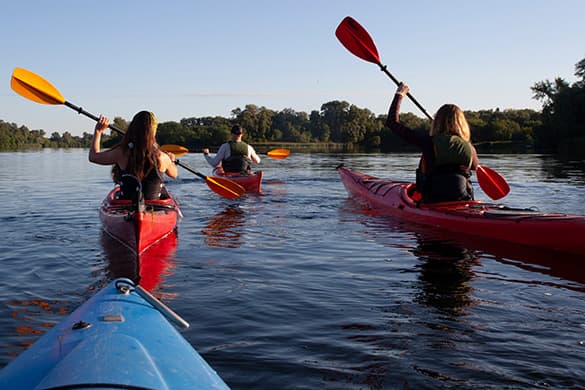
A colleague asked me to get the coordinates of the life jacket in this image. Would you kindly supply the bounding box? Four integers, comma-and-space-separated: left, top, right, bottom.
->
416, 135, 474, 203
222, 141, 252, 173
118, 154, 164, 201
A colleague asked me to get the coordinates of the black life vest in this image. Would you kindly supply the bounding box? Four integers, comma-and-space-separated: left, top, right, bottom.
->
118, 154, 164, 201
222, 141, 252, 173
416, 135, 474, 203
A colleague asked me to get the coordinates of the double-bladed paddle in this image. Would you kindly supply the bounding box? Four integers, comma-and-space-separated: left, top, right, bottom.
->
10, 67, 245, 200
163, 144, 290, 161
335, 16, 510, 200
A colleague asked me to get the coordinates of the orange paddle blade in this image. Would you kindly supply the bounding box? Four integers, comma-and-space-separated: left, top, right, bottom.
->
266, 148, 290, 160
205, 176, 246, 200
11, 67, 66, 105
476, 165, 510, 200
160, 144, 189, 157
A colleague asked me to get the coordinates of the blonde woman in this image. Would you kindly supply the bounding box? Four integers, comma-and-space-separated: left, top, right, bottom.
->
386, 83, 478, 203
89, 111, 177, 200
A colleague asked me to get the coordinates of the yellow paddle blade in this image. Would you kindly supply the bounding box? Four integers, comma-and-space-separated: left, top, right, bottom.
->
11, 67, 65, 105
205, 176, 246, 200
160, 144, 189, 157
266, 148, 290, 160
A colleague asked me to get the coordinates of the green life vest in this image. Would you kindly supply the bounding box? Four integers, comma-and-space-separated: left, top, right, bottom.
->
228, 141, 249, 157
416, 135, 474, 203
222, 141, 251, 173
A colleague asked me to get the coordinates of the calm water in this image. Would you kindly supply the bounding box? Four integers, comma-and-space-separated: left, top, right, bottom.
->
1, 149, 585, 389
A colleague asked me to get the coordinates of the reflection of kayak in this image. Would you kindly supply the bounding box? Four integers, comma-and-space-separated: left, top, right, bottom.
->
337, 165, 585, 255
202, 205, 246, 248
0, 278, 229, 389
100, 186, 181, 255
102, 231, 178, 292
213, 167, 263, 193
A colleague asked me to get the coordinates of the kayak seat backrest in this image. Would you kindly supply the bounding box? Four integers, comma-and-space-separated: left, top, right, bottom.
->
146, 198, 174, 206
110, 191, 174, 209
146, 200, 176, 212
119, 174, 142, 202
110, 197, 132, 206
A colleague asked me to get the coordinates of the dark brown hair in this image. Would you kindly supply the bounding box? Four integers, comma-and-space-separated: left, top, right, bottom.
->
112, 111, 158, 182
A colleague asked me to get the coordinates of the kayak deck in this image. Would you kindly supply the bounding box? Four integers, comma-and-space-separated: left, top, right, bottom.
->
0, 278, 229, 389
337, 165, 585, 255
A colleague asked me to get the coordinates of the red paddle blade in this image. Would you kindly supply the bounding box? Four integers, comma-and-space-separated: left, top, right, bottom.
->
335, 16, 381, 64
476, 165, 510, 200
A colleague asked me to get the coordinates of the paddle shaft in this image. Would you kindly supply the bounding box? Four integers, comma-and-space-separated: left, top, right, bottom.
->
377, 64, 432, 120
63, 100, 207, 180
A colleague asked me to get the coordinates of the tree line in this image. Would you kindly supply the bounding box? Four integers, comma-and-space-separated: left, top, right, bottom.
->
2, 57, 584, 153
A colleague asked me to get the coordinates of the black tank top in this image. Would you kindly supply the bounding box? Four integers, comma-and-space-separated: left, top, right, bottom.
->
119, 154, 164, 200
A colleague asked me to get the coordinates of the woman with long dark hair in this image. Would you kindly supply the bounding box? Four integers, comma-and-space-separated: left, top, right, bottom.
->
89, 111, 177, 200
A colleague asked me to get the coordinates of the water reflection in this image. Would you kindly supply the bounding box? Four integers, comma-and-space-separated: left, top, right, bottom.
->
201, 205, 246, 248
538, 154, 585, 184
458, 235, 585, 290
343, 198, 585, 290
100, 232, 177, 294
412, 237, 480, 316
3, 298, 69, 360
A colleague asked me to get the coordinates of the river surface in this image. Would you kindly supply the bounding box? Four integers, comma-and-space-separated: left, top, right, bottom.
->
1, 150, 585, 389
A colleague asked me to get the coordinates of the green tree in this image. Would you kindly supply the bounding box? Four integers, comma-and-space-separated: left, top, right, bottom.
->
320, 100, 350, 142
532, 57, 585, 150
309, 110, 329, 142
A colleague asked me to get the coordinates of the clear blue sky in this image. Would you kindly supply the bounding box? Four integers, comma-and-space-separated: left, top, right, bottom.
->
1, 0, 584, 136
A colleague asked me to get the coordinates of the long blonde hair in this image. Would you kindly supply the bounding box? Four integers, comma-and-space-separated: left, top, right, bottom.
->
112, 111, 158, 182
430, 104, 470, 142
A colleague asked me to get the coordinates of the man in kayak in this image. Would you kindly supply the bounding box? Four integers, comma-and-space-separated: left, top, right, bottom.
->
89, 111, 178, 200
202, 124, 261, 174
386, 83, 479, 203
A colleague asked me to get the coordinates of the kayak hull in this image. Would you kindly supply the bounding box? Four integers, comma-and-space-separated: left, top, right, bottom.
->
99, 187, 180, 255
337, 165, 585, 255
0, 278, 228, 389
213, 168, 263, 193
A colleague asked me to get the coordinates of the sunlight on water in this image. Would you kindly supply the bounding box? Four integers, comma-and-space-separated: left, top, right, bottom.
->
1, 150, 585, 388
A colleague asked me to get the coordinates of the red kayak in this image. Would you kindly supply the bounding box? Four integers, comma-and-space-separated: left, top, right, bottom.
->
213, 167, 263, 193
337, 165, 585, 255
100, 187, 181, 255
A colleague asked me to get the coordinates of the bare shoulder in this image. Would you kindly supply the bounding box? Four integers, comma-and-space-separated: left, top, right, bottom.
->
92, 144, 126, 166
157, 150, 172, 168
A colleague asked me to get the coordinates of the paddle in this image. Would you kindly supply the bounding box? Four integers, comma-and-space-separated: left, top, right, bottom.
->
476, 166, 510, 201
10, 67, 245, 200
266, 148, 290, 160
160, 144, 189, 157
162, 145, 290, 161
335, 16, 510, 200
